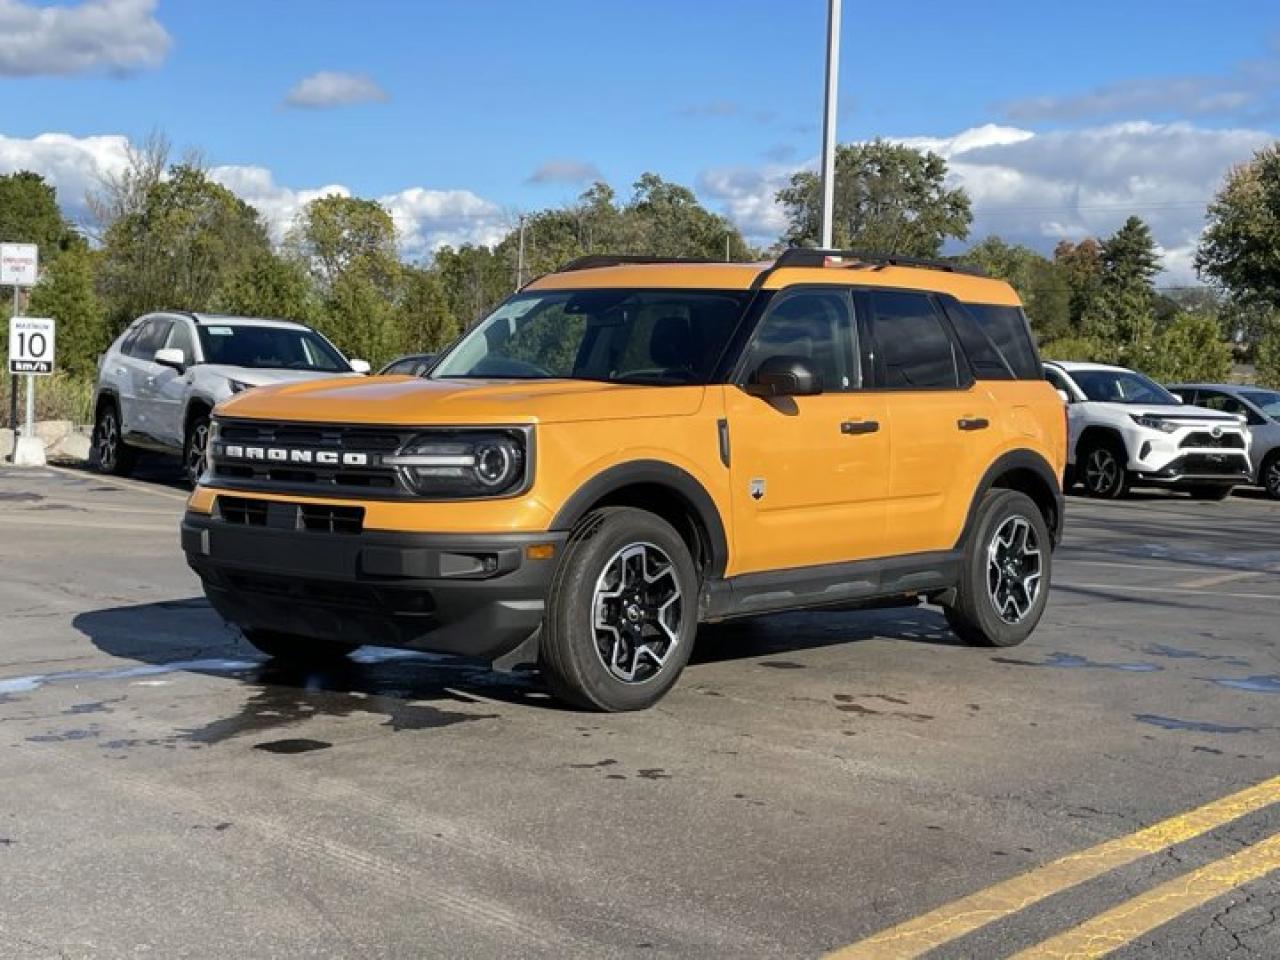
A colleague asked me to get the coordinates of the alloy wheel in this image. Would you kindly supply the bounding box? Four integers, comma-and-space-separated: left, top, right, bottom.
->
1085, 448, 1119, 495
986, 516, 1043, 624
187, 421, 210, 484
96, 411, 119, 472
591, 541, 683, 683
1267, 459, 1280, 499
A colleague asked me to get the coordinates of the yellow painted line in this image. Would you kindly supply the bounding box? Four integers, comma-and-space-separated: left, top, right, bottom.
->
1010, 831, 1280, 959
1176, 570, 1260, 590
824, 775, 1280, 959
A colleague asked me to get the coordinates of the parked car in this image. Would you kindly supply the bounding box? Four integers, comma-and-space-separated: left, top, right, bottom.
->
1044, 360, 1251, 500
93, 312, 370, 486
1169, 383, 1280, 499
182, 249, 1066, 712
378, 353, 436, 376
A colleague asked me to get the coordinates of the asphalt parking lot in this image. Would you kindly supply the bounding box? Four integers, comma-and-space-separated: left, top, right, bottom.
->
0, 466, 1277, 959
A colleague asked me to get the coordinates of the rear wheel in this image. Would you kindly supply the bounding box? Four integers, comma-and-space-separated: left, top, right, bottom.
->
93, 401, 137, 477
1184, 484, 1234, 501
1261, 452, 1280, 501
945, 489, 1051, 648
540, 507, 697, 712
242, 629, 361, 662
1081, 440, 1129, 499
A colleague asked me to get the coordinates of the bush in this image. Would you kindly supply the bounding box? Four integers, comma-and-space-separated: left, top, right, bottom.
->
0, 373, 95, 425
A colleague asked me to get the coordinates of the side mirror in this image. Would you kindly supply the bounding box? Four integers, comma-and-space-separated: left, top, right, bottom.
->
154, 347, 186, 372
349, 359, 371, 374
1055, 388, 1071, 405
1170, 393, 1184, 405
746, 356, 823, 398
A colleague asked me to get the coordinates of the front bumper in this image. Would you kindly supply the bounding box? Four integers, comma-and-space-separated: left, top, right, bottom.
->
1134, 453, 1252, 485
182, 513, 566, 660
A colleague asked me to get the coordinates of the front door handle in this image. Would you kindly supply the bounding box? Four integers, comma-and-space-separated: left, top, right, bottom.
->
841, 420, 880, 435
957, 417, 990, 431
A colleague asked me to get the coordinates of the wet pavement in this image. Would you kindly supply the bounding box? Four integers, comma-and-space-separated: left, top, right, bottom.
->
0, 466, 1277, 958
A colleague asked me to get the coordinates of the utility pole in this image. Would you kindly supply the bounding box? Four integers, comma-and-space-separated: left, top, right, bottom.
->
819, 0, 842, 250
515, 215, 527, 290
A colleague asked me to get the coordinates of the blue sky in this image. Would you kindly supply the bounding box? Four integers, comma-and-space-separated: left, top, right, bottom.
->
2, 0, 1279, 279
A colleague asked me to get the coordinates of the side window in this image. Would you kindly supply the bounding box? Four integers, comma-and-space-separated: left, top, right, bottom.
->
964, 304, 1042, 379
866, 292, 962, 389
118, 321, 145, 357
743, 289, 858, 392
128, 318, 172, 360
1197, 391, 1253, 420
942, 300, 1014, 380
166, 321, 197, 363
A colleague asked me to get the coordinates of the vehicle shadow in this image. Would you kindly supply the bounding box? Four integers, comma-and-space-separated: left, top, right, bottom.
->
71, 599, 562, 745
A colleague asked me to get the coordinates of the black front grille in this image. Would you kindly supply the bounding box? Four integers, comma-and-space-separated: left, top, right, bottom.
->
216, 496, 364, 534
1178, 454, 1250, 476
1181, 431, 1245, 450
218, 497, 269, 527
300, 503, 364, 534
211, 419, 415, 498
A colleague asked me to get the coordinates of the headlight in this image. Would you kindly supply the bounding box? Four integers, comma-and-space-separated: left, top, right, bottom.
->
385, 430, 529, 497
227, 379, 254, 394
1130, 414, 1177, 433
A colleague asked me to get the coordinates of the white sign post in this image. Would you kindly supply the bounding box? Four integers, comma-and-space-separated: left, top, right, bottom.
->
4, 242, 45, 466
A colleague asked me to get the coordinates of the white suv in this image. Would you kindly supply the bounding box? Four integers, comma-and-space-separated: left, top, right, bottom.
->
93, 312, 369, 485
1044, 360, 1251, 500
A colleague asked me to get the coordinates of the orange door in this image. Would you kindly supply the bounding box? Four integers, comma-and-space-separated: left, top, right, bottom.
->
723, 287, 890, 576
861, 290, 1000, 554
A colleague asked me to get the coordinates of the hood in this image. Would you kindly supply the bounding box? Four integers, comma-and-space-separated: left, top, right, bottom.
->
214, 376, 707, 425
1127, 403, 1244, 424
204, 365, 360, 388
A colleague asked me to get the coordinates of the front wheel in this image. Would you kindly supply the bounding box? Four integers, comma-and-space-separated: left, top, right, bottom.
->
1081, 441, 1129, 499
945, 489, 1052, 648
540, 507, 698, 712
1261, 452, 1280, 501
242, 629, 361, 663
184, 414, 211, 488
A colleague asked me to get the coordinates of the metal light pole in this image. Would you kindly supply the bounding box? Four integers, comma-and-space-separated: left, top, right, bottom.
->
819, 0, 842, 250
515, 215, 527, 290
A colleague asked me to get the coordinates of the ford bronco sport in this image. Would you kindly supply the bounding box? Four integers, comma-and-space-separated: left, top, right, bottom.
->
182, 250, 1066, 711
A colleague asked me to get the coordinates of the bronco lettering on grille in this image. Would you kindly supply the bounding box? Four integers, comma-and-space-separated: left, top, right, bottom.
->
221, 444, 370, 467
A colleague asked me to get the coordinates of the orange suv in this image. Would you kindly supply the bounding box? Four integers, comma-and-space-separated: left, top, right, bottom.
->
182, 250, 1066, 711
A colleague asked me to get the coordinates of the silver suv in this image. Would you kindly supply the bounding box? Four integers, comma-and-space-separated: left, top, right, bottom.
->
93, 312, 368, 484
1170, 383, 1280, 499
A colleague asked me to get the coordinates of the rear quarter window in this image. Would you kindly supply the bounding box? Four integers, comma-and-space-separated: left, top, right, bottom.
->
962, 303, 1042, 380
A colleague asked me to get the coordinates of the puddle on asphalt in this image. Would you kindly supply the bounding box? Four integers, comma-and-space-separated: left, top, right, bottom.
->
0, 658, 260, 695
1201, 675, 1280, 694
254, 738, 332, 754
993, 652, 1162, 672
1143, 643, 1250, 667
0, 492, 42, 502
1134, 714, 1261, 734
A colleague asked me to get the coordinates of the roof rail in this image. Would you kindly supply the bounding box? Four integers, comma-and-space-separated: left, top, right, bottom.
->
557, 254, 732, 273
773, 248, 987, 277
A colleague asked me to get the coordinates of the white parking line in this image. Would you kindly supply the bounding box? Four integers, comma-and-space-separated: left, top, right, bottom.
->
1058, 581, 1279, 601
0, 515, 176, 533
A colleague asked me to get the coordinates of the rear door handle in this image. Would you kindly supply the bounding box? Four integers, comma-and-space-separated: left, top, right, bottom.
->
957, 417, 990, 431
841, 420, 880, 435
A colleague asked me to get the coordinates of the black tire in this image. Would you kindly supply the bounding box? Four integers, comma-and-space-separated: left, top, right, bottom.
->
242, 629, 361, 662
1184, 484, 1234, 501
93, 400, 137, 477
945, 489, 1052, 648
1261, 452, 1280, 501
184, 412, 211, 488
540, 506, 698, 712
1079, 439, 1129, 499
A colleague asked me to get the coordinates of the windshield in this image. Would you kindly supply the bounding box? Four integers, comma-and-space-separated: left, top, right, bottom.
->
432, 289, 750, 385
1071, 369, 1177, 405
1242, 389, 1280, 419
197, 324, 348, 372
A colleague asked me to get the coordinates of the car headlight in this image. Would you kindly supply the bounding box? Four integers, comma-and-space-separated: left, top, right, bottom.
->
1130, 414, 1177, 433
384, 430, 529, 497
227, 379, 254, 394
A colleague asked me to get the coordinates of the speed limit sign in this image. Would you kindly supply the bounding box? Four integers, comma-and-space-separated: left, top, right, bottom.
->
8, 316, 56, 375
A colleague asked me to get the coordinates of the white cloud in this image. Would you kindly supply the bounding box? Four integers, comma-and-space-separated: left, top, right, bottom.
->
283, 71, 388, 109
699, 121, 1274, 283
0, 0, 170, 76
526, 159, 602, 185
0, 131, 506, 258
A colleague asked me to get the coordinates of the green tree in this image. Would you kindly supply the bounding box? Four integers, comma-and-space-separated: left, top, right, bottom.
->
0, 171, 69, 256
962, 237, 1072, 341
397, 267, 460, 352
1196, 143, 1280, 313
432, 243, 512, 327
624, 173, 752, 259
27, 238, 108, 379
1053, 238, 1104, 332
776, 140, 971, 255
322, 272, 398, 367
98, 164, 270, 331
1141, 313, 1232, 383
1080, 217, 1161, 366
213, 251, 319, 324
286, 195, 400, 295
1257, 329, 1280, 388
